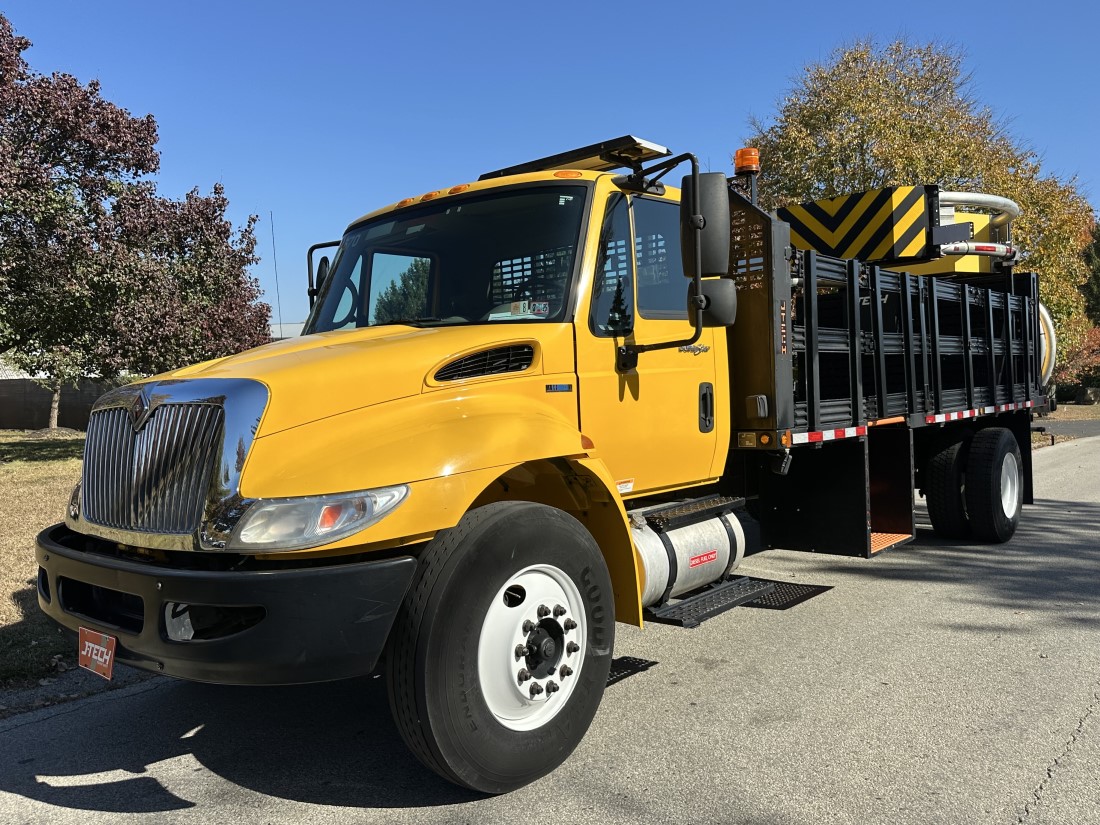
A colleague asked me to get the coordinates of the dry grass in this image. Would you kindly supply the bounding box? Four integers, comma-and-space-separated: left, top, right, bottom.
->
1044, 403, 1100, 421
1032, 432, 1075, 449
0, 429, 84, 686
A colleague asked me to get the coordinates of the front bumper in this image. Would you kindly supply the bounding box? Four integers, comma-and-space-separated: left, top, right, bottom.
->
35, 524, 416, 686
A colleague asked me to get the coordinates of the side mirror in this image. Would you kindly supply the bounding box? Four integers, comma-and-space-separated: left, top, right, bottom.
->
688, 278, 737, 327
680, 172, 731, 279
307, 240, 341, 308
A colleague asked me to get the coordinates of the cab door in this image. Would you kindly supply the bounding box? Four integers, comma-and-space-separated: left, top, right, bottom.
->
575, 191, 719, 497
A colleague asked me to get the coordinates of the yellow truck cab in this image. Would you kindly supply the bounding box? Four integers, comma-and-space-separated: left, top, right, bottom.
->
35, 136, 1050, 793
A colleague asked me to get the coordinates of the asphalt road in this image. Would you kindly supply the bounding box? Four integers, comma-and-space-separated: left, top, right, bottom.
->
1039, 415, 1100, 440
2, 438, 1098, 825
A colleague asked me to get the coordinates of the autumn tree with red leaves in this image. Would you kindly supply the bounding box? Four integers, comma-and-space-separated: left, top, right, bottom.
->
0, 13, 269, 427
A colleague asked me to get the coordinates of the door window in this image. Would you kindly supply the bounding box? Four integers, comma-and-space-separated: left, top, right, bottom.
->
634, 197, 687, 320
589, 193, 634, 337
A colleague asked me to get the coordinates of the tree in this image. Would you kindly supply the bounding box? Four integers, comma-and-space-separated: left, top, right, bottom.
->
0, 14, 158, 425
746, 39, 1096, 358
1083, 222, 1100, 327
93, 183, 270, 378
0, 13, 270, 425
372, 258, 429, 323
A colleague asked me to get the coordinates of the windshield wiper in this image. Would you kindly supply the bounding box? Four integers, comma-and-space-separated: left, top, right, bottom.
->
372, 317, 447, 327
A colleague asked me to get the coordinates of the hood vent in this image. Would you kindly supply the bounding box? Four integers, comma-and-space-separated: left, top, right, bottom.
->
435, 345, 535, 382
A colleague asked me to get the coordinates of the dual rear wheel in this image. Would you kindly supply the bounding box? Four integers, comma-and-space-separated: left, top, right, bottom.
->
926, 427, 1022, 543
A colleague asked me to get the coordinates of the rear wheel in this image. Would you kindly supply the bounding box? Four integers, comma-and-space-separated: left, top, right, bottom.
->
386, 502, 615, 793
964, 428, 1022, 543
926, 439, 970, 539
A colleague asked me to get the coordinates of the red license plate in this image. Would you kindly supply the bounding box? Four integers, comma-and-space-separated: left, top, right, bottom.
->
78, 627, 117, 680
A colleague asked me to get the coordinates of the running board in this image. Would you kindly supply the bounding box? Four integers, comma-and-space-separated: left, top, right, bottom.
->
645, 576, 776, 629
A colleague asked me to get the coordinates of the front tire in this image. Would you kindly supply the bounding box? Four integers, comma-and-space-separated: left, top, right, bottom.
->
386, 502, 615, 793
964, 428, 1022, 543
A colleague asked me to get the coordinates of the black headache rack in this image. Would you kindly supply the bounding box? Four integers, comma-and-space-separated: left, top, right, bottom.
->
720, 187, 1045, 558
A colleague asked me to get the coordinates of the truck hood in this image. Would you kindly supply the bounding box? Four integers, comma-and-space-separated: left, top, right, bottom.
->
161, 325, 545, 437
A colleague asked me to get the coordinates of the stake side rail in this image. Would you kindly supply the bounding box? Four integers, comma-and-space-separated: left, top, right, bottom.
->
783, 252, 1045, 446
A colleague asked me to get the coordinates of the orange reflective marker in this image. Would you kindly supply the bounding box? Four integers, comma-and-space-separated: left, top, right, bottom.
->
318, 504, 341, 531
554, 170, 583, 178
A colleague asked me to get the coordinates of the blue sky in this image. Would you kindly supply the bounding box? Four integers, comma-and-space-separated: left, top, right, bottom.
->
5, 0, 1097, 326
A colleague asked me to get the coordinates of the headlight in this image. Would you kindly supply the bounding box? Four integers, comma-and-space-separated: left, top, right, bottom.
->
228, 485, 409, 551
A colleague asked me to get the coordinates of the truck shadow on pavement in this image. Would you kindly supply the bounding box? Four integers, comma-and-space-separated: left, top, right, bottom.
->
0, 674, 484, 812
836, 497, 1100, 626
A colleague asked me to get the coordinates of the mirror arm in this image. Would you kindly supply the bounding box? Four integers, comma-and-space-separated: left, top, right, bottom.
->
617, 154, 706, 372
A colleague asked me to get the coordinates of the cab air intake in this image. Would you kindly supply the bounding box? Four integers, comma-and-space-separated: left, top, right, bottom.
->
434, 345, 534, 382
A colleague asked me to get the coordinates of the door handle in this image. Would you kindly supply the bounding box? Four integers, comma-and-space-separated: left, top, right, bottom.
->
699, 382, 715, 433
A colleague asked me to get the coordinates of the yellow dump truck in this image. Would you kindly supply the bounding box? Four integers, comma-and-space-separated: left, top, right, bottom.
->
35, 137, 1050, 792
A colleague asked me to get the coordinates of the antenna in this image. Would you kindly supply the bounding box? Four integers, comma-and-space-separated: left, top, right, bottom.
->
269, 211, 285, 334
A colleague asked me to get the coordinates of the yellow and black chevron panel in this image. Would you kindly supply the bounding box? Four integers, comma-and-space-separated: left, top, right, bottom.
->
777, 185, 936, 265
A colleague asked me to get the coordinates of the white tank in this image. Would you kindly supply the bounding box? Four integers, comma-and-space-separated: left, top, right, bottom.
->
631, 509, 746, 608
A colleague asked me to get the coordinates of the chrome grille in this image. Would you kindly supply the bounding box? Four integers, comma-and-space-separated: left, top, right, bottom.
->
82, 403, 224, 534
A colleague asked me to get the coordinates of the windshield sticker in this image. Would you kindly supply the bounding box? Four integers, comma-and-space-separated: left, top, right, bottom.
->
616, 478, 635, 494
510, 300, 531, 315
532, 301, 550, 317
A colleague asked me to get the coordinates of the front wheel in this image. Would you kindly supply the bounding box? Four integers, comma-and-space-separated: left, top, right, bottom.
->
386, 502, 615, 793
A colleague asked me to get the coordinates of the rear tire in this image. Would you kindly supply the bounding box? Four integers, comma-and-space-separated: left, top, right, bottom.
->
964, 428, 1022, 543
926, 439, 970, 539
386, 502, 615, 793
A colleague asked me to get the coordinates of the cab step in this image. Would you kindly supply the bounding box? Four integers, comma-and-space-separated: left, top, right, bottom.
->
645, 576, 776, 629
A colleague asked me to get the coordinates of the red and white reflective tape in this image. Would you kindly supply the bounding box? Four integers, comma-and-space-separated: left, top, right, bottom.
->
925, 399, 1033, 424
791, 425, 867, 445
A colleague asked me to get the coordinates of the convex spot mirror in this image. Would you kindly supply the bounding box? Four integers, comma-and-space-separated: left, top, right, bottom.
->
688, 278, 737, 327
680, 172, 731, 279
316, 256, 331, 290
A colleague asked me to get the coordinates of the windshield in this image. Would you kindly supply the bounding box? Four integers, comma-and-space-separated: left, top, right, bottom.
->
304, 184, 588, 333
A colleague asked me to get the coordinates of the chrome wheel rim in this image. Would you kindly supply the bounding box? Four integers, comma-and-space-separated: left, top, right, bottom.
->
1001, 452, 1020, 519
477, 564, 586, 732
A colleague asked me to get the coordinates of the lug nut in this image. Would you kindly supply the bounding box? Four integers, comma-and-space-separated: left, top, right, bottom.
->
515, 644, 529, 659
566, 642, 579, 655
559, 665, 573, 678
522, 620, 536, 633
529, 682, 544, 697
537, 604, 550, 619
517, 668, 531, 683
553, 604, 566, 617
546, 680, 559, 694
563, 618, 577, 631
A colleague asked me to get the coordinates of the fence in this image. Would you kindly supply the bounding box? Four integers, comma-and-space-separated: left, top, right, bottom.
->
0, 379, 113, 431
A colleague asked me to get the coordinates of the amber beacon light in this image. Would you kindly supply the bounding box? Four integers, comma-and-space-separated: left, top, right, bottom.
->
734, 147, 760, 174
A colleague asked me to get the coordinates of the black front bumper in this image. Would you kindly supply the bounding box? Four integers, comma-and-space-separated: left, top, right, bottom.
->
35, 524, 417, 686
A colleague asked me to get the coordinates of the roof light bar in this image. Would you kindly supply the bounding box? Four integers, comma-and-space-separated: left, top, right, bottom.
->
479, 135, 671, 180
